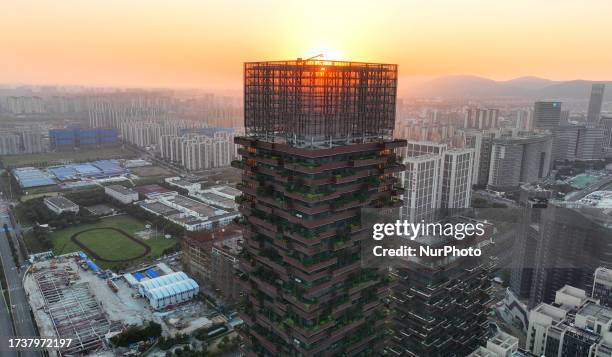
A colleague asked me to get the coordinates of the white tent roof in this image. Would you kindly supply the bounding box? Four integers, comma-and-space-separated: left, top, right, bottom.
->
147, 279, 199, 300
139, 271, 188, 291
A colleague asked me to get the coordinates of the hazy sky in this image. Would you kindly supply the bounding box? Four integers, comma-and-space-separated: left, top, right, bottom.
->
2, 0, 611, 89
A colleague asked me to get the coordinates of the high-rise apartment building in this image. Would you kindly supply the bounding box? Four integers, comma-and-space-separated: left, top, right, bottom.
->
160, 131, 236, 171
234, 59, 405, 356
0, 133, 21, 155
399, 141, 474, 221
587, 84, 606, 124
533, 102, 562, 130
441, 148, 474, 209
399, 154, 442, 222
464, 107, 500, 130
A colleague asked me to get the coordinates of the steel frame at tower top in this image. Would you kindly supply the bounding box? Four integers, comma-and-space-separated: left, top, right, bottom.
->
244, 59, 397, 148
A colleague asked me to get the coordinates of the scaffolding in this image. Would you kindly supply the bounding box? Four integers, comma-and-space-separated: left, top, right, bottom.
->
34, 269, 116, 356
244, 59, 397, 148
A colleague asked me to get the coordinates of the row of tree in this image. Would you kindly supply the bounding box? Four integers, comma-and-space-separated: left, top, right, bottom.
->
19, 197, 100, 228
124, 204, 186, 238
110, 321, 162, 347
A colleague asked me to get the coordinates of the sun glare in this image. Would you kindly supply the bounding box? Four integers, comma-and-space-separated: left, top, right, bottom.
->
304, 47, 344, 61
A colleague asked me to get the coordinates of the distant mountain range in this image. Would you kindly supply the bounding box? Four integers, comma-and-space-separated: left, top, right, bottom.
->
399, 75, 612, 100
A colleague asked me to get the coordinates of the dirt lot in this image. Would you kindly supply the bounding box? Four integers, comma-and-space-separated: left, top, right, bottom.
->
132, 166, 173, 178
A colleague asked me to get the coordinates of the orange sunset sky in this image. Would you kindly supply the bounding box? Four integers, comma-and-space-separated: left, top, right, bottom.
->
2, 0, 612, 90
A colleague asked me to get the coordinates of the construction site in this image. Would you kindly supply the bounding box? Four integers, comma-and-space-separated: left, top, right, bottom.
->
23, 253, 220, 356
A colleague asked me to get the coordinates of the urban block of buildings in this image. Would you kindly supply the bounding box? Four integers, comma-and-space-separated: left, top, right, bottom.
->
527, 285, 612, 357
138, 190, 239, 231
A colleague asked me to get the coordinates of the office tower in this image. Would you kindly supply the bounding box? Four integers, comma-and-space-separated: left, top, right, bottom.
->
529, 203, 612, 307
552, 125, 605, 162
440, 148, 474, 209
488, 139, 523, 191
399, 154, 442, 222
510, 184, 552, 300
461, 129, 500, 187
464, 107, 500, 130
527, 285, 612, 357
388, 218, 496, 357
533, 101, 562, 130
234, 59, 405, 356
487, 133, 552, 191
552, 126, 581, 162
560, 110, 570, 125
578, 126, 606, 160
600, 117, 612, 148
593, 267, 612, 308
587, 84, 606, 124
0, 133, 21, 155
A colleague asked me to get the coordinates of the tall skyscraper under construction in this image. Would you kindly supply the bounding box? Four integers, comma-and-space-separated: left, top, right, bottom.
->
233, 59, 406, 356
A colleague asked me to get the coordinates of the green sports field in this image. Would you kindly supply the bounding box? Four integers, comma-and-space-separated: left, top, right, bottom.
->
74, 228, 148, 261
46, 215, 177, 269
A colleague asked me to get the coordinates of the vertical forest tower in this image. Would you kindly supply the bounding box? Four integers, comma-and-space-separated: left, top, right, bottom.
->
234, 59, 406, 356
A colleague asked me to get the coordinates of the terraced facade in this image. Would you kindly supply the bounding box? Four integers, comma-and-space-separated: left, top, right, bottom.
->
234, 137, 406, 357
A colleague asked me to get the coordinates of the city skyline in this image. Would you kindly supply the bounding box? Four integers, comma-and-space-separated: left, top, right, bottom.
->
3, 0, 612, 90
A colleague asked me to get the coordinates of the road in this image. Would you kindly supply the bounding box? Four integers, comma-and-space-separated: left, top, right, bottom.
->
0, 200, 40, 357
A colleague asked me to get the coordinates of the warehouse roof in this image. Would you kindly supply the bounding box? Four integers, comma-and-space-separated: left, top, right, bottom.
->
13, 167, 56, 188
